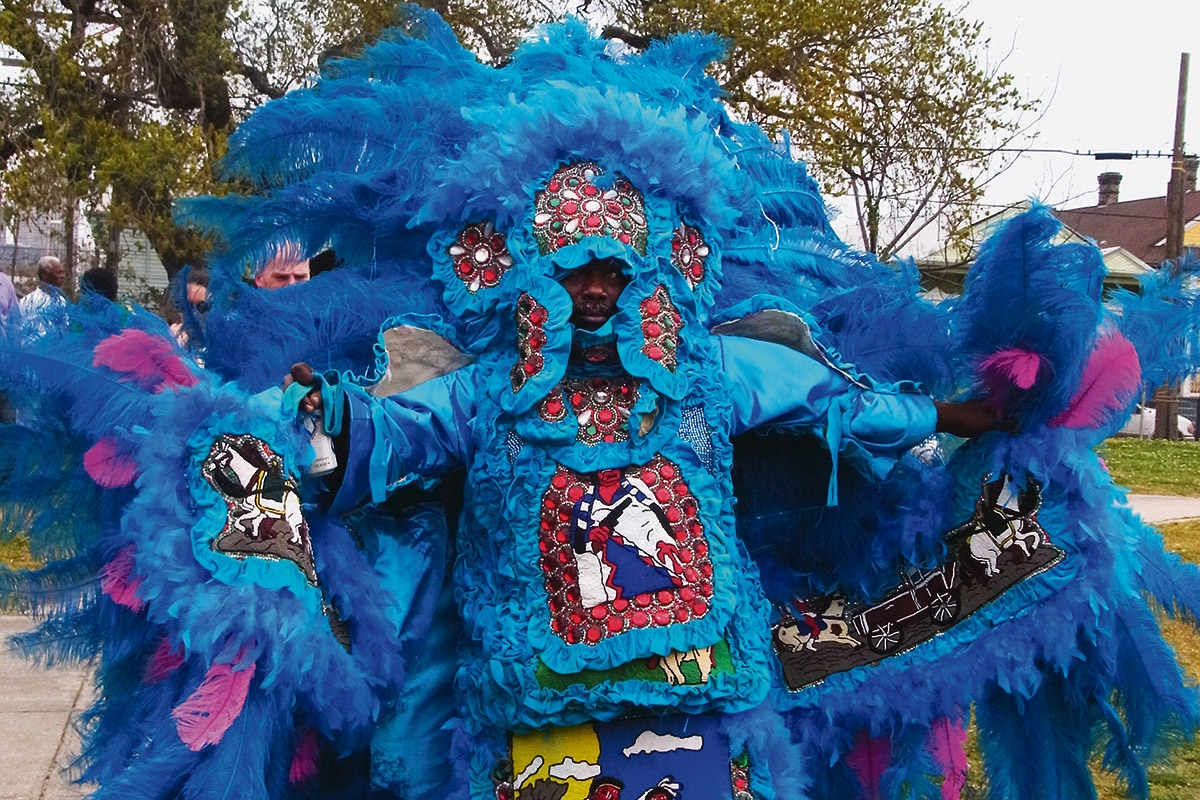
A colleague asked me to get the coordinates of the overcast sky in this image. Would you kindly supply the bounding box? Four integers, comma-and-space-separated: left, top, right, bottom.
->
966, 0, 1199, 210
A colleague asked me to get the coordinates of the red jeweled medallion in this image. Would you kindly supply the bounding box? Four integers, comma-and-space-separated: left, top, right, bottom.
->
640, 285, 682, 372
449, 221, 512, 293
538, 376, 640, 444
670, 222, 709, 289
539, 456, 713, 646
532, 162, 649, 255
511, 293, 548, 392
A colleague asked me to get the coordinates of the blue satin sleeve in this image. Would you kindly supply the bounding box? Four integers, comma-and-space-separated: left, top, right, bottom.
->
330, 367, 478, 515
719, 336, 937, 503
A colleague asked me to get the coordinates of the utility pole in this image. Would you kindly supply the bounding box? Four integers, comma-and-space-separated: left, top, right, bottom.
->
1155, 52, 1190, 440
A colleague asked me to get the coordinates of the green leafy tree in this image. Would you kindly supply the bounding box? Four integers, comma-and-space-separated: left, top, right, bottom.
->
601, 0, 1036, 260
0, 0, 542, 285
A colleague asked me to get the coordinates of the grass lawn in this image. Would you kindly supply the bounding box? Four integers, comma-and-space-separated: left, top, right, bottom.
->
1102, 438, 1200, 496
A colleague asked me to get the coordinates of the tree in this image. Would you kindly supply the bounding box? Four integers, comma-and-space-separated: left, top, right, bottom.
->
0, 0, 542, 284
601, 0, 1036, 260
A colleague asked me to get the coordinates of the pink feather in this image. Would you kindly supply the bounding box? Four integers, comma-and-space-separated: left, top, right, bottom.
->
100, 545, 145, 612
172, 656, 257, 751
845, 728, 891, 800
979, 347, 1045, 391
83, 437, 139, 488
92, 329, 198, 391
289, 729, 321, 784
143, 637, 187, 685
925, 715, 969, 800
1050, 330, 1141, 429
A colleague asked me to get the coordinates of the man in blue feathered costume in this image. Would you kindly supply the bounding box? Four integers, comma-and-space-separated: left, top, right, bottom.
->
5, 8, 1200, 800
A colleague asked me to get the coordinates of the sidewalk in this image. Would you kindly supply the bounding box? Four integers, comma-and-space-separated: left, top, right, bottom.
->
0, 616, 91, 800
3, 495, 1200, 798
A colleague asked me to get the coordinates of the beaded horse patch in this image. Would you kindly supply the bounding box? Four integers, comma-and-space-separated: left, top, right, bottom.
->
771, 473, 1064, 690
201, 434, 316, 585
540, 456, 713, 646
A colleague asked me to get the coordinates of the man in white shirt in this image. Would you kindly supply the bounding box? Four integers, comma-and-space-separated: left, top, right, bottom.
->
18, 255, 68, 317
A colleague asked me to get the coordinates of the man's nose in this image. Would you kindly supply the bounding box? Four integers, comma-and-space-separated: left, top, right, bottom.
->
580, 274, 607, 296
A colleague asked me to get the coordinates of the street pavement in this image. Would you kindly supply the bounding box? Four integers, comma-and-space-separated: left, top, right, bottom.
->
3, 495, 1200, 799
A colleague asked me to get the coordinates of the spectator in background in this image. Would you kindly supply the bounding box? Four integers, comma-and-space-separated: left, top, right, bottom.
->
254, 243, 310, 289
19, 256, 67, 317
168, 266, 210, 355
0, 270, 17, 327
79, 267, 119, 302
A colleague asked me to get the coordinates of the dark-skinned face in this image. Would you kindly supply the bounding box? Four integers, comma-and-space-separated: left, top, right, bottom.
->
558, 258, 630, 331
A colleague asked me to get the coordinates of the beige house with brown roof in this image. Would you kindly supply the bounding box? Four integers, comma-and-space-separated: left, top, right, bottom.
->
918, 164, 1200, 297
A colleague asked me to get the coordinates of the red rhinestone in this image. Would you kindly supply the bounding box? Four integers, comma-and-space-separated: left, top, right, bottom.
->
528, 307, 547, 325
547, 181, 560, 192
584, 214, 602, 229
683, 567, 699, 582
655, 488, 671, 503
665, 507, 681, 523
695, 541, 708, 557
543, 497, 557, 509
675, 607, 689, 622
570, 611, 584, 624
699, 581, 713, 596
538, 540, 548, 553
690, 263, 704, 279
701, 564, 713, 578
606, 616, 624, 633
612, 598, 629, 612
597, 409, 614, 424
561, 201, 578, 215
631, 610, 649, 627
656, 590, 674, 605
652, 610, 671, 626
456, 259, 474, 276
674, 482, 688, 496
644, 300, 661, 315
619, 233, 632, 244
583, 185, 599, 197
568, 485, 585, 502
585, 626, 602, 643
555, 530, 568, 543
660, 465, 676, 480
678, 549, 693, 564
635, 593, 652, 607
692, 600, 709, 616
552, 474, 567, 489
483, 268, 497, 283
680, 587, 695, 601
641, 469, 658, 485
464, 229, 480, 246
644, 322, 662, 338
590, 605, 607, 620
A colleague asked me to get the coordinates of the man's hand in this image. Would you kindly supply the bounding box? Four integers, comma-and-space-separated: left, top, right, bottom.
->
934, 398, 1005, 438
284, 362, 323, 414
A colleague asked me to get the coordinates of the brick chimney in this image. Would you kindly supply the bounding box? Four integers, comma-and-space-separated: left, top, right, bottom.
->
1186, 156, 1198, 192
1097, 172, 1122, 205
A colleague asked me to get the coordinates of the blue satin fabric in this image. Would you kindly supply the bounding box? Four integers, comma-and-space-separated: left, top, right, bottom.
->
326, 333, 937, 734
